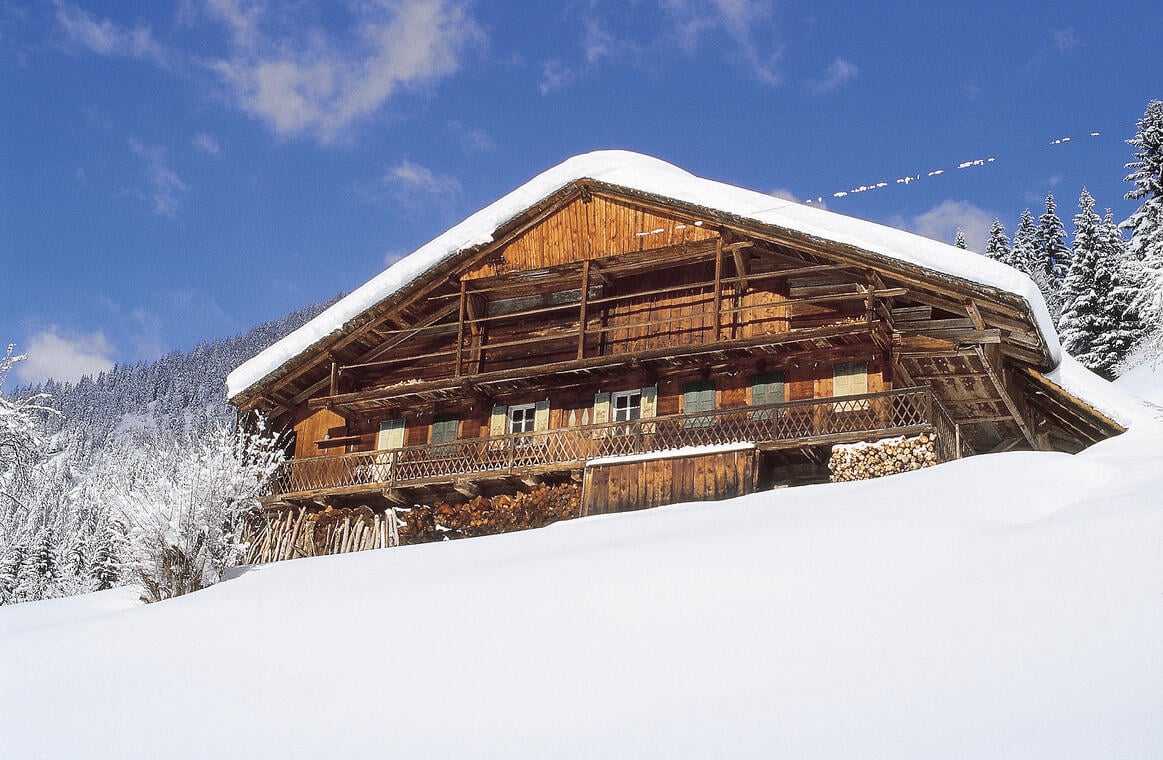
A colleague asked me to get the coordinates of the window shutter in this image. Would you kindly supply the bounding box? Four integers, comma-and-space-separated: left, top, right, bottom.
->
593, 392, 611, 424
683, 380, 715, 413
751, 372, 785, 407
640, 385, 658, 418
534, 399, 550, 431
376, 418, 405, 450
431, 414, 458, 444
833, 362, 868, 397
490, 405, 508, 436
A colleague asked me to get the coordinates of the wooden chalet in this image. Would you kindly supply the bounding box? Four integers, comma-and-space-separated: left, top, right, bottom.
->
228, 151, 1123, 522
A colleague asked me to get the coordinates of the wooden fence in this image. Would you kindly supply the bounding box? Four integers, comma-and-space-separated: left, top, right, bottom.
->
271, 387, 942, 499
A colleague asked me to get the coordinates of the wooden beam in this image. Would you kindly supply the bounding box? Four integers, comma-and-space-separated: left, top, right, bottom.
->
973, 346, 1037, 448
454, 480, 480, 499
308, 322, 875, 410
731, 247, 750, 291
964, 299, 987, 330
382, 488, 410, 506
455, 279, 467, 377
578, 260, 591, 360
713, 239, 723, 339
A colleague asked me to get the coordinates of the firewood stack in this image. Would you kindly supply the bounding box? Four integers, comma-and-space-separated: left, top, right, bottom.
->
828, 434, 938, 482
242, 505, 402, 564
241, 484, 582, 564
429, 484, 581, 538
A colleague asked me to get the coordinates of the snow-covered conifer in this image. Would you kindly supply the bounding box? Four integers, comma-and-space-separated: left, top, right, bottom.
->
1120, 99, 1163, 364
1009, 209, 1037, 274
985, 219, 1010, 264
1058, 190, 1110, 373
953, 228, 967, 249
1032, 195, 1069, 318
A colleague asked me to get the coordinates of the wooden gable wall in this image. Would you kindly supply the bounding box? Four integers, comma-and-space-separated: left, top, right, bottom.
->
460, 193, 718, 280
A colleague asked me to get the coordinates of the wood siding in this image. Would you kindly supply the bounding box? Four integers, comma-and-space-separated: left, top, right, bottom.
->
292, 408, 347, 459
461, 193, 718, 281
581, 447, 758, 516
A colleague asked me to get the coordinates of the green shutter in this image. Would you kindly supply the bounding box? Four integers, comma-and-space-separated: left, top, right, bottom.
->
431, 414, 459, 444
683, 380, 715, 413
751, 371, 785, 407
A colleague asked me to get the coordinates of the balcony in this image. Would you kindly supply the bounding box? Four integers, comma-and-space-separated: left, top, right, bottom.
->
269, 387, 962, 501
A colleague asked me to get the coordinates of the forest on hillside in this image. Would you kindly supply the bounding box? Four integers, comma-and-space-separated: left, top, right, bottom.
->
2, 100, 1162, 607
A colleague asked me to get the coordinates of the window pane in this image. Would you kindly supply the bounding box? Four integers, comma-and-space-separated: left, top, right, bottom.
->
613, 391, 641, 421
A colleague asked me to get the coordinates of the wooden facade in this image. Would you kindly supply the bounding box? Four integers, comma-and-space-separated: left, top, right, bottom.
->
231, 167, 1125, 528
582, 446, 758, 516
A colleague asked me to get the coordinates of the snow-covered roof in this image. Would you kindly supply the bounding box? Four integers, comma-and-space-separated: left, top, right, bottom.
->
227, 150, 1061, 401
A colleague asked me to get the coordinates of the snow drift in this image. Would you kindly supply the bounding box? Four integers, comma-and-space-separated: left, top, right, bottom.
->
2, 370, 1160, 759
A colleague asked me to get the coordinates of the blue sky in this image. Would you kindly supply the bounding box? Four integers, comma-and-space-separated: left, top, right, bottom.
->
2, 1, 1161, 385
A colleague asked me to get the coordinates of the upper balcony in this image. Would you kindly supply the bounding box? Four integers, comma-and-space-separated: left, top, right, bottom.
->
269, 386, 966, 503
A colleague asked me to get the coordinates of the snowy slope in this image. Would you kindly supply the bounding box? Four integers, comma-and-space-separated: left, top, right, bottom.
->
2, 380, 1160, 759
227, 150, 1059, 399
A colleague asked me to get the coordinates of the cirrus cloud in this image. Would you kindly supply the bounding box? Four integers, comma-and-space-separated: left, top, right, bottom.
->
207, 0, 485, 143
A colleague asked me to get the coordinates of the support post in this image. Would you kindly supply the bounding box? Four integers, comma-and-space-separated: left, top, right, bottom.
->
713, 239, 723, 341
578, 260, 591, 360
455, 279, 467, 378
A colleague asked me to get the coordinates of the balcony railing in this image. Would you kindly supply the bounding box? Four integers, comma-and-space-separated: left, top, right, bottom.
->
270, 387, 944, 499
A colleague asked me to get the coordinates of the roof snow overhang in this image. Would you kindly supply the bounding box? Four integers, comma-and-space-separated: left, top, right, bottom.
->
227, 150, 1063, 411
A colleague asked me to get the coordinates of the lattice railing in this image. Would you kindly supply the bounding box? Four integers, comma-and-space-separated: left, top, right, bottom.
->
270, 387, 941, 497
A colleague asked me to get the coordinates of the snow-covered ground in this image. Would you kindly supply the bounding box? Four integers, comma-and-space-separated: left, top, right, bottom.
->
3, 372, 1161, 759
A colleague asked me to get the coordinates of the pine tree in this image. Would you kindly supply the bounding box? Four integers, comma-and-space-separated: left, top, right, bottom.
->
1032, 194, 1069, 318
985, 218, 1010, 264
1121, 99, 1163, 363
953, 228, 967, 249
1058, 189, 1110, 372
1009, 208, 1037, 274
1100, 211, 1148, 373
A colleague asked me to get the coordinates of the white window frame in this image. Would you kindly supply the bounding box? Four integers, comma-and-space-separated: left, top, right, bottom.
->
508, 403, 537, 434
611, 389, 642, 422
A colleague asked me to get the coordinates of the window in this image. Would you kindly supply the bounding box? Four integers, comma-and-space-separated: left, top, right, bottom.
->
683, 380, 715, 428
431, 414, 459, 444
430, 413, 458, 457
376, 418, 405, 450
833, 361, 869, 410
751, 371, 785, 407
508, 403, 537, 434
612, 389, 642, 422
750, 371, 785, 421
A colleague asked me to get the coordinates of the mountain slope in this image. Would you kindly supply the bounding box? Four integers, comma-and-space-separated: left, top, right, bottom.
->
1, 377, 1160, 759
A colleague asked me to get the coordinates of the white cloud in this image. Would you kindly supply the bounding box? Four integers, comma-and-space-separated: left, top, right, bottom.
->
15, 328, 116, 385
909, 200, 993, 253
128, 138, 187, 218
807, 56, 858, 95
660, 0, 782, 85
207, 0, 484, 143
545, 1, 782, 93
54, 1, 166, 64
768, 187, 826, 209
538, 59, 574, 95
447, 121, 495, 153
192, 132, 221, 155
383, 159, 461, 208
1051, 28, 1082, 54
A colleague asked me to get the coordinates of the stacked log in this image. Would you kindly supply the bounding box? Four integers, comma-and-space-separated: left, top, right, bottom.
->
430, 484, 581, 538
242, 504, 402, 564
241, 483, 583, 564
829, 434, 937, 482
